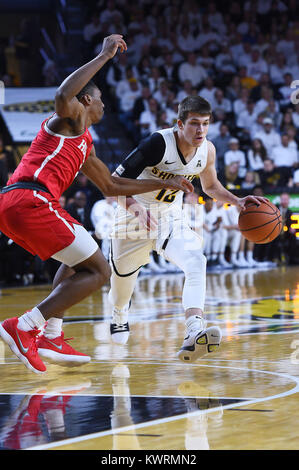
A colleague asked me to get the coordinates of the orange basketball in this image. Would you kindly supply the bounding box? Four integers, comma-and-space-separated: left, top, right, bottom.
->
238, 200, 282, 244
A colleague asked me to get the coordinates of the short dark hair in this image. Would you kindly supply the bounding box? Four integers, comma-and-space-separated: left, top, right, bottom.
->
178, 95, 212, 123
76, 80, 99, 101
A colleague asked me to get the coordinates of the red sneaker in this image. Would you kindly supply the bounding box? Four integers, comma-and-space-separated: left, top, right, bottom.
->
37, 332, 91, 367
0, 317, 46, 374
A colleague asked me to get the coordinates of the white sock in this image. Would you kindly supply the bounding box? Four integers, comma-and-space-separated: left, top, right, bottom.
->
231, 252, 238, 263
112, 306, 129, 325
18, 307, 46, 331
186, 315, 206, 334
238, 252, 246, 261
247, 251, 254, 262
44, 317, 63, 339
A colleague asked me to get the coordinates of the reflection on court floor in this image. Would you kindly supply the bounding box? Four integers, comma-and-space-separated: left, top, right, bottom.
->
0, 266, 299, 450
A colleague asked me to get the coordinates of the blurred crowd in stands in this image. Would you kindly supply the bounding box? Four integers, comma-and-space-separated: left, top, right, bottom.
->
80, 0, 299, 193
0, 0, 299, 286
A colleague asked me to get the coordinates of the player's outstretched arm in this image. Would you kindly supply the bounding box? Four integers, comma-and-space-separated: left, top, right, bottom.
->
200, 142, 268, 211
55, 34, 127, 119
81, 148, 193, 196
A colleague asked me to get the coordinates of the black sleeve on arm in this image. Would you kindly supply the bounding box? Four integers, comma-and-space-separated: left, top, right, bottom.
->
114, 132, 166, 179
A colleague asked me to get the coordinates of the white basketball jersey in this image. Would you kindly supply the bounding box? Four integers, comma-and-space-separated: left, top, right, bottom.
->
133, 128, 208, 213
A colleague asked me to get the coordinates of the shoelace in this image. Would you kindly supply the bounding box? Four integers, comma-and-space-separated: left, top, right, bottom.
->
28, 329, 41, 355
111, 323, 128, 332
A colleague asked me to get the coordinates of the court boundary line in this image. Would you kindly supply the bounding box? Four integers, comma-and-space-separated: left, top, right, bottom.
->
27, 362, 299, 450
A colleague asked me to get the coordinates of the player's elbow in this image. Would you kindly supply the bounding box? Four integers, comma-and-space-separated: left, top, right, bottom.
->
100, 181, 117, 197
55, 90, 69, 117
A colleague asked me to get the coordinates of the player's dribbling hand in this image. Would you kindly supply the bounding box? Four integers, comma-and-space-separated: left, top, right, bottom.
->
166, 175, 194, 193
237, 195, 269, 212
99, 34, 127, 59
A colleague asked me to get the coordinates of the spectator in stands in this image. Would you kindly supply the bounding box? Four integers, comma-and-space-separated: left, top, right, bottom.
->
246, 48, 268, 82
233, 87, 250, 116
255, 86, 279, 116
99, 0, 124, 25
147, 66, 164, 93
250, 72, 272, 102
118, 77, 142, 139
131, 85, 152, 125
254, 117, 281, 156
108, 11, 128, 36
211, 88, 232, 115
259, 158, 289, 190
196, 23, 221, 53
237, 42, 253, 68
286, 126, 298, 151
197, 47, 215, 76
250, 112, 267, 139
199, 77, 217, 104
224, 161, 243, 189
106, 53, 135, 90
269, 52, 292, 86
65, 191, 93, 233
293, 103, 299, 129
278, 73, 295, 110
236, 100, 258, 139
153, 80, 171, 110
119, 77, 141, 115
226, 76, 242, 103
214, 42, 236, 82
14, 18, 40, 86
241, 170, 260, 189
224, 138, 247, 179
238, 65, 258, 90
176, 79, 193, 102
65, 172, 99, 208
139, 97, 160, 138
115, 66, 140, 103
267, 99, 282, 129
177, 25, 197, 54
271, 133, 298, 183
247, 138, 267, 173
213, 123, 231, 172
279, 109, 297, 135
83, 13, 102, 45
178, 52, 207, 88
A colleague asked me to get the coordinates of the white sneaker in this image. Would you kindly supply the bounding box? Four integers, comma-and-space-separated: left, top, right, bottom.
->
177, 326, 222, 363
219, 258, 233, 268
232, 259, 249, 268
110, 322, 130, 345
110, 307, 130, 345
246, 258, 258, 267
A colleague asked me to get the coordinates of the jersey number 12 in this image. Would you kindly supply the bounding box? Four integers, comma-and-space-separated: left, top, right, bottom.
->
155, 189, 179, 203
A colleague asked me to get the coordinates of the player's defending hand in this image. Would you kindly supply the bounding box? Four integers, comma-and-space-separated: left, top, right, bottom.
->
99, 34, 127, 60
166, 176, 194, 194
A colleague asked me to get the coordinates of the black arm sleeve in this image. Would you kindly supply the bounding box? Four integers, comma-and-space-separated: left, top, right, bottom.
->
114, 132, 166, 179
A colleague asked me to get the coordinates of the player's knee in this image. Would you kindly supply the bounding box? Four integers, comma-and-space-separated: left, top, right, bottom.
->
184, 250, 206, 275
95, 263, 111, 287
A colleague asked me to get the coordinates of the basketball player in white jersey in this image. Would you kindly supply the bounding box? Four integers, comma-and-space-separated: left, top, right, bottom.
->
108, 96, 267, 362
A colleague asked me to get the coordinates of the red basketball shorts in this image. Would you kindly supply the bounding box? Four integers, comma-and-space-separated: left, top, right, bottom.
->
0, 189, 79, 260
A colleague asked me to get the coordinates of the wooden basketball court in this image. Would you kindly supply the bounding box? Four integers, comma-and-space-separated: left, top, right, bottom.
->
0, 265, 299, 451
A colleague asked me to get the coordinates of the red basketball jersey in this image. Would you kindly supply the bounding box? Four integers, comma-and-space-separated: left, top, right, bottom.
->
8, 116, 94, 199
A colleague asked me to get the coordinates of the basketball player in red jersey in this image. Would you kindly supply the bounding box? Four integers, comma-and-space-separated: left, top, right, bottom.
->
0, 34, 193, 374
